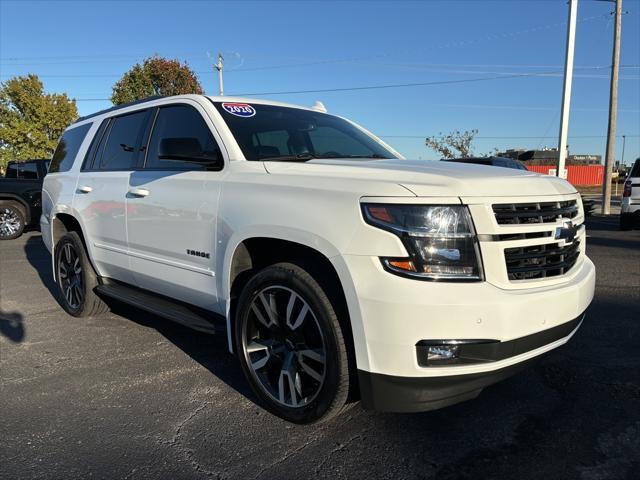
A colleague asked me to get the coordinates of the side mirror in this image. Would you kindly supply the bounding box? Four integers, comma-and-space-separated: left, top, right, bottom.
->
158, 137, 223, 170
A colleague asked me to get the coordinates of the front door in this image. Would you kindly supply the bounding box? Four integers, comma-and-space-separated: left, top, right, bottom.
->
126, 102, 225, 311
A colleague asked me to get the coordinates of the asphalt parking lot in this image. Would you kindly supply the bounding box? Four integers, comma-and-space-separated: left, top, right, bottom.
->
1, 216, 638, 480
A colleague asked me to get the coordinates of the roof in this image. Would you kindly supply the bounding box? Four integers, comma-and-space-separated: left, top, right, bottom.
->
72, 94, 320, 125
73, 95, 165, 124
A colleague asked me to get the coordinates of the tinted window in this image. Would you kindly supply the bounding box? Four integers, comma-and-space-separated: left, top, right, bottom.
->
4, 162, 45, 179
49, 123, 92, 173
213, 102, 395, 161
19, 162, 38, 179
146, 105, 220, 170
98, 110, 148, 170
81, 120, 109, 171
252, 130, 290, 157
5, 163, 18, 178
309, 126, 372, 157
630, 159, 640, 178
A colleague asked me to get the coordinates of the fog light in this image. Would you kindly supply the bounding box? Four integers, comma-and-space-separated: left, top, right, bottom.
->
427, 345, 460, 362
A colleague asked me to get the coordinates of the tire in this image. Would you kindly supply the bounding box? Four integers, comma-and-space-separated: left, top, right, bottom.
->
0, 203, 25, 240
54, 231, 109, 317
234, 262, 351, 424
620, 214, 633, 231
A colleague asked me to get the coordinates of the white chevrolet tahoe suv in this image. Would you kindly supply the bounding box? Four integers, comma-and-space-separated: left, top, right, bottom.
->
41, 95, 596, 423
621, 158, 640, 230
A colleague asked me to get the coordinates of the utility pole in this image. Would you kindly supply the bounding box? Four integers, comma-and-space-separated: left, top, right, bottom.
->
557, 0, 579, 179
602, 0, 622, 214
621, 134, 626, 167
214, 53, 224, 96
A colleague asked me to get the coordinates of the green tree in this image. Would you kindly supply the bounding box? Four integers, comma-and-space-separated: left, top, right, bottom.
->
111, 56, 204, 105
0, 74, 78, 169
425, 129, 479, 159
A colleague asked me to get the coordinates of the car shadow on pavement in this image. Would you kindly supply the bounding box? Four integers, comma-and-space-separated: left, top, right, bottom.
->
21, 233, 257, 404
585, 216, 640, 250
107, 300, 258, 404
0, 309, 25, 342
586, 215, 636, 232
23, 234, 58, 301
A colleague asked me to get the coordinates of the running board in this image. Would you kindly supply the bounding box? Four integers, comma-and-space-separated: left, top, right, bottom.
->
95, 282, 219, 334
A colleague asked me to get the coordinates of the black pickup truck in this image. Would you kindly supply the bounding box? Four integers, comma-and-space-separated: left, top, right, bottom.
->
0, 159, 49, 240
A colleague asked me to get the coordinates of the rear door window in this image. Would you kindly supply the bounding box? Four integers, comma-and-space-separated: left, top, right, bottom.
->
4, 162, 42, 178
49, 123, 92, 173
97, 110, 148, 170
18, 162, 38, 179
5, 164, 18, 178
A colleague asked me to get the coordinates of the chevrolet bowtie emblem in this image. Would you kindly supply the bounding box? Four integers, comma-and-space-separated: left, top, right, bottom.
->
555, 220, 577, 244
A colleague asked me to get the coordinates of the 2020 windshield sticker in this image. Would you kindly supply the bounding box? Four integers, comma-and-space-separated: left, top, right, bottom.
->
222, 103, 256, 118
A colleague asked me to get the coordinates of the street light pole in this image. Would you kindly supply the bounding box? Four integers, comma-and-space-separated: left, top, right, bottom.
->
215, 53, 224, 96
557, 0, 579, 179
602, 0, 623, 214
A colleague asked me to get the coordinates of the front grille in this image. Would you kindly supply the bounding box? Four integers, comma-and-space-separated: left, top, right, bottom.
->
493, 200, 578, 225
505, 240, 580, 280
495, 231, 553, 242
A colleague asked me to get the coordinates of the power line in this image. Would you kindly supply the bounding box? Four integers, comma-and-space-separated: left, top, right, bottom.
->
5, 65, 640, 80
72, 70, 557, 100
229, 68, 603, 97
66, 65, 640, 101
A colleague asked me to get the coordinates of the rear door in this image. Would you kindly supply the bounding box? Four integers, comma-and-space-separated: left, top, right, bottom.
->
126, 101, 225, 310
73, 109, 150, 284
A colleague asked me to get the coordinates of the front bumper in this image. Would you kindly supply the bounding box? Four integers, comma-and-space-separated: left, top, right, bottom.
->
358, 314, 583, 412
343, 254, 595, 378
341, 193, 595, 412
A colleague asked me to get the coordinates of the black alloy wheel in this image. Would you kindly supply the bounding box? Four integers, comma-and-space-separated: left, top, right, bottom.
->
235, 262, 351, 424
54, 232, 109, 317
242, 285, 327, 408
0, 205, 25, 240
58, 241, 84, 311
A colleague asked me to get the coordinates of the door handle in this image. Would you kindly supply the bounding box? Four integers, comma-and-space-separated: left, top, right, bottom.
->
78, 185, 93, 194
128, 188, 150, 198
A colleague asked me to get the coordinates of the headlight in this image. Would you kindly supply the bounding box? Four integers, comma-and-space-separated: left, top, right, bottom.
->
362, 204, 483, 281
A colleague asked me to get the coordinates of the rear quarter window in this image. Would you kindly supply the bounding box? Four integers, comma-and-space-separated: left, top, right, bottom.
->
49, 123, 92, 173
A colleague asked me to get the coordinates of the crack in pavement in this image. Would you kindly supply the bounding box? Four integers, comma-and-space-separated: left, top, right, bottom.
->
160, 398, 221, 479
313, 432, 364, 475
251, 437, 319, 480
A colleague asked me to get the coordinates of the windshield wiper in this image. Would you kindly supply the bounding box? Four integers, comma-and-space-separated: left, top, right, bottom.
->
259, 153, 391, 162
339, 154, 391, 159
259, 154, 317, 162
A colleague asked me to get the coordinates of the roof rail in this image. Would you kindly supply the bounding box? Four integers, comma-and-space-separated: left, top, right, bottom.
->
73, 95, 166, 124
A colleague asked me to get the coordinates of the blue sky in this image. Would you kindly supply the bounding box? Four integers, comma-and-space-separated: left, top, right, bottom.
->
1, 0, 639, 163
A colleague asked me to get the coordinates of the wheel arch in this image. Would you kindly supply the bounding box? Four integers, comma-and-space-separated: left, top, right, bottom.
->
0, 194, 31, 223
50, 212, 97, 281
222, 233, 364, 372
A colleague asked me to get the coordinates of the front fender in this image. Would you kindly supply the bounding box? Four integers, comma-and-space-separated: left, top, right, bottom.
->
217, 228, 369, 370
219, 226, 342, 304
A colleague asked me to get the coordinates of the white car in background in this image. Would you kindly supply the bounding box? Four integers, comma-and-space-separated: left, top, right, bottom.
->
621, 158, 640, 230
41, 95, 595, 423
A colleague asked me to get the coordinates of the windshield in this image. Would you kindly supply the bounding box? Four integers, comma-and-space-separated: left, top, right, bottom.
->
212, 101, 396, 161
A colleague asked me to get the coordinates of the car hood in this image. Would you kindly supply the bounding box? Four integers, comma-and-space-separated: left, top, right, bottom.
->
264, 158, 577, 198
